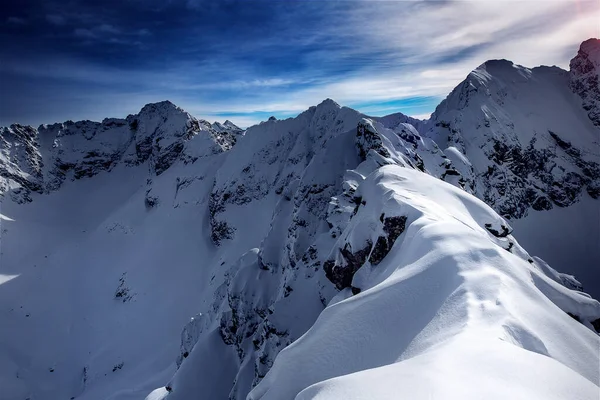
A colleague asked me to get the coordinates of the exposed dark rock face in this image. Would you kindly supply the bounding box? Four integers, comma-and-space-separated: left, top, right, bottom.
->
440, 167, 461, 179
36, 119, 136, 191
0, 101, 243, 202
369, 236, 389, 266
570, 38, 600, 127
134, 134, 153, 164
370, 215, 408, 265
484, 223, 512, 238
480, 133, 600, 219
591, 318, 600, 333
356, 119, 390, 161
211, 220, 235, 246
324, 213, 407, 291
324, 241, 373, 290
208, 189, 236, 246
154, 142, 185, 176
145, 188, 159, 209
0, 124, 44, 203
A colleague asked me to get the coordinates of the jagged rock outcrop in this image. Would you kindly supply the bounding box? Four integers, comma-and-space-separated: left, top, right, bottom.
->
207, 99, 364, 247
0, 101, 242, 203
356, 118, 390, 161
369, 215, 407, 265
324, 241, 373, 291
38, 117, 135, 191
426, 53, 600, 219
0, 124, 43, 202
570, 38, 600, 127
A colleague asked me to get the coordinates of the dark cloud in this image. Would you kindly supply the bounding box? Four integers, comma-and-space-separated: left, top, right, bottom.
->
7, 16, 27, 25
46, 14, 66, 25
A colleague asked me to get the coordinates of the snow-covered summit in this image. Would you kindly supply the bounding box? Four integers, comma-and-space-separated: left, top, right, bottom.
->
0, 101, 243, 202
212, 119, 242, 133
314, 97, 341, 110
426, 53, 600, 220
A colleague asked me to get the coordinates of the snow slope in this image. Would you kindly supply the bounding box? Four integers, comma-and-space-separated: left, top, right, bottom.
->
1, 39, 599, 400
423, 40, 600, 297
0, 103, 246, 399
0, 151, 239, 400
249, 166, 600, 400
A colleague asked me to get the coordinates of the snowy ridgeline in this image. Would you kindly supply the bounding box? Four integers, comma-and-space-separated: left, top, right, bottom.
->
0, 39, 599, 400
248, 166, 600, 400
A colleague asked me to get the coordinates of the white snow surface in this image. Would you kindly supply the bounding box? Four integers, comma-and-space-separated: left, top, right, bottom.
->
249, 166, 600, 400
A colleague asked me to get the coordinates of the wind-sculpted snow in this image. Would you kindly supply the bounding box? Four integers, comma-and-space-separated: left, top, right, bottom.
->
161, 100, 495, 399
249, 167, 600, 400
1, 39, 599, 400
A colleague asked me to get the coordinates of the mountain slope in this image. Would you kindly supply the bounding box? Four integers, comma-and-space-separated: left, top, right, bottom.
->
1, 39, 599, 400
248, 166, 600, 400
425, 60, 599, 219
0, 100, 242, 202
0, 103, 245, 399
423, 40, 600, 298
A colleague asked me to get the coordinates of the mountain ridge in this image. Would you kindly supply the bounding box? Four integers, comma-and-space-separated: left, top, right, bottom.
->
0, 38, 599, 400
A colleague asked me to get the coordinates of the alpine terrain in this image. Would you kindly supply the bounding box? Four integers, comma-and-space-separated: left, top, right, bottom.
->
1, 39, 599, 400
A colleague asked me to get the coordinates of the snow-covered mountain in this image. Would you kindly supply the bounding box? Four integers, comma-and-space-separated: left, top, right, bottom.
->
1, 39, 599, 400
0, 101, 242, 203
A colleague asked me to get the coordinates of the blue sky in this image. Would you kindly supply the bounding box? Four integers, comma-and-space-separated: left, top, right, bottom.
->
1, 0, 599, 127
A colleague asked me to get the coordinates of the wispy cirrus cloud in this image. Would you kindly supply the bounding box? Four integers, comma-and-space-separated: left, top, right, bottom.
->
0, 0, 598, 127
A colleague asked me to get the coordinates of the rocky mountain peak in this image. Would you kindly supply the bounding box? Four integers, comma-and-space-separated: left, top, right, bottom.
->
426, 44, 600, 221
223, 120, 241, 129
137, 100, 183, 117
577, 38, 600, 63
316, 98, 341, 110
570, 38, 600, 127
0, 101, 243, 202
476, 58, 517, 72
212, 120, 243, 133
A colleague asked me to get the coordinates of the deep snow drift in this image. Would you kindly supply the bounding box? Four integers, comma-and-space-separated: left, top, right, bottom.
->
1, 39, 599, 400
